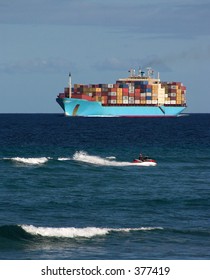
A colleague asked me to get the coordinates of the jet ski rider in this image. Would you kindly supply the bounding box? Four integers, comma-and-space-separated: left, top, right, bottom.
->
139, 153, 148, 161
139, 153, 143, 161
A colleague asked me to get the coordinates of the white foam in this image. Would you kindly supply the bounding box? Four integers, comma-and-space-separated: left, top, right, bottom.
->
73, 151, 156, 166
58, 157, 71, 161
9, 157, 49, 165
105, 156, 116, 160
21, 225, 163, 238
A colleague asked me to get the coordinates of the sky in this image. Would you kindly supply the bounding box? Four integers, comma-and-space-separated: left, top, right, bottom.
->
0, 0, 210, 113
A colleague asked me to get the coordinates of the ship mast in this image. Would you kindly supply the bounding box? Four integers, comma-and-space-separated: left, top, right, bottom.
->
68, 72, 72, 98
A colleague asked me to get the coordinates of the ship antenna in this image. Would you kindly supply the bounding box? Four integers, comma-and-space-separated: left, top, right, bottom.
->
68, 72, 72, 98
138, 67, 141, 77
146, 67, 151, 78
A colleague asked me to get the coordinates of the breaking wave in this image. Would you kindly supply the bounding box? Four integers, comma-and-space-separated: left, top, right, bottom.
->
3, 157, 49, 165
1, 225, 209, 243
20, 225, 163, 238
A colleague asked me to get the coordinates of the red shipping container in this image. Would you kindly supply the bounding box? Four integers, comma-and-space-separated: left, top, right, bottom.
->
108, 96, 117, 100
122, 88, 129, 94
122, 92, 129, 96
58, 93, 65, 98
135, 92, 141, 98
101, 92, 108, 97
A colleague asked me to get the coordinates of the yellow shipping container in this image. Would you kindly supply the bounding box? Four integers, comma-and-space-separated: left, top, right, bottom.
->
117, 92, 122, 98
152, 85, 158, 92
95, 96, 102, 102
164, 87, 168, 94
82, 88, 88, 93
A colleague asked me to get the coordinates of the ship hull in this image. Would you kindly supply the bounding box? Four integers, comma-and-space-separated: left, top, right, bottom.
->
56, 98, 186, 117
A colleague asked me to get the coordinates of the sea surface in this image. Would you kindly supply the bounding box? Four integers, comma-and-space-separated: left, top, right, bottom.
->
0, 113, 210, 260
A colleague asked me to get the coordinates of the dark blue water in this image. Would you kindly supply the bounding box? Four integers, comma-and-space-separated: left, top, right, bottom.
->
0, 114, 210, 259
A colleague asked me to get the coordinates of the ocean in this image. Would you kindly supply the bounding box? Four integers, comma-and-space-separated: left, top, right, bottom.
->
0, 113, 210, 260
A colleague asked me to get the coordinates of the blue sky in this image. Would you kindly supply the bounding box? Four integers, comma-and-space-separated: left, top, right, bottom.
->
0, 0, 210, 113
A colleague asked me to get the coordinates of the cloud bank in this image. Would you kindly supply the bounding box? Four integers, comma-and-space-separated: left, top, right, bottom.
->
0, 0, 209, 37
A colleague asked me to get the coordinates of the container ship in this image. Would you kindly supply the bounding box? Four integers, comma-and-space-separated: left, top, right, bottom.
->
56, 68, 187, 117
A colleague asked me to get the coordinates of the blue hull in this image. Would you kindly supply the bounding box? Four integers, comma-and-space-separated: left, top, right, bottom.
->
56, 98, 186, 117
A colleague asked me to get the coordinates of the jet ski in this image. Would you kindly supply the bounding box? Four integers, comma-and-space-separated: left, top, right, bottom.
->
132, 155, 157, 166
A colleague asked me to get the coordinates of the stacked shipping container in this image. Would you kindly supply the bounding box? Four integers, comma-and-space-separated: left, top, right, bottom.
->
162, 82, 186, 105
61, 79, 186, 107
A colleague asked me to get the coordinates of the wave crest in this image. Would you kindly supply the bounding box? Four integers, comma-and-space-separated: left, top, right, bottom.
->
21, 225, 163, 238
8, 157, 49, 165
